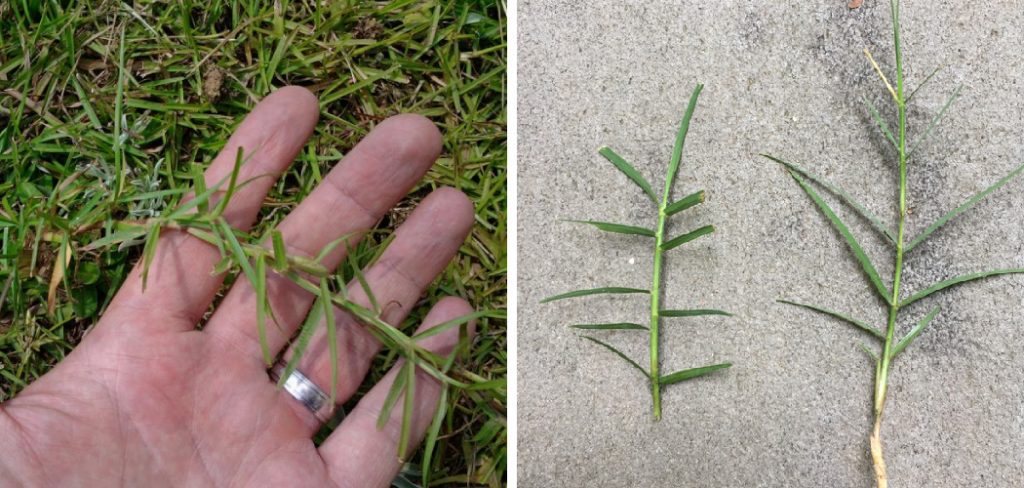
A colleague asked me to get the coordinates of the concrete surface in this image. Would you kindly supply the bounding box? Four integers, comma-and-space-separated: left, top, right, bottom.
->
517, 1, 1024, 486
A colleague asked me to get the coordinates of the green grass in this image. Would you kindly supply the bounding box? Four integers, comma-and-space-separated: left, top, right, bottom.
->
542, 84, 732, 421
0, 1, 506, 486
764, 1, 1023, 485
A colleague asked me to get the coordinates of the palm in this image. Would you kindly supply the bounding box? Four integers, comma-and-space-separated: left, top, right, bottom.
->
0, 87, 476, 487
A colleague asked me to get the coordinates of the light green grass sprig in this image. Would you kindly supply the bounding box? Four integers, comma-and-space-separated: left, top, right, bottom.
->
543, 84, 732, 420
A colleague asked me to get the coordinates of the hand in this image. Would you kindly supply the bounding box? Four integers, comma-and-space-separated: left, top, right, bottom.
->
0, 86, 477, 487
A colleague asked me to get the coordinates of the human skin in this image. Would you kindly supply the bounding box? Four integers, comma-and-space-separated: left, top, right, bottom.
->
0, 86, 477, 487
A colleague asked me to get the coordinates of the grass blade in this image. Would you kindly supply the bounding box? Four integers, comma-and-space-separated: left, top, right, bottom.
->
660, 309, 732, 318
140, 222, 162, 291
421, 384, 449, 487
320, 279, 338, 403
659, 363, 731, 386
581, 336, 648, 377
218, 218, 257, 285
566, 220, 655, 237
906, 64, 943, 103
211, 147, 245, 219
540, 287, 648, 303
907, 85, 963, 159
665, 84, 704, 191
788, 170, 893, 305
378, 361, 409, 429
763, 154, 897, 245
255, 255, 272, 366
777, 299, 885, 340
661, 224, 714, 251
664, 190, 705, 216
569, 323, 648, 330
277, 295, 325, 388
901, 268, 1024, 307
863, 97, 897, 148
906, 161, 1024, 252
271, 229, 288, 271
598, 146, 657, 204
398, 355, 416, 461
890, 306, 940, 358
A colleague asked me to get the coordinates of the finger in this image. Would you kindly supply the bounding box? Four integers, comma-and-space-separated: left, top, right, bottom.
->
204, 114, 443, 360
319, 297, 476, 488
104, 86, 319, 332
279, 187, 474, 432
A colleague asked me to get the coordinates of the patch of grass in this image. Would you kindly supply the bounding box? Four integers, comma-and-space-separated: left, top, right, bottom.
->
0, 1, 506, 486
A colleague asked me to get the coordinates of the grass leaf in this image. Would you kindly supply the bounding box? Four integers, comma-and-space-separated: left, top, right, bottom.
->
660, 309, 732, 318
255, 255, 272, 366
598, 146, 658, 204
320, 279, 338, 404
763, 154, 897, 245
665, 84, 704, 192
659, 363, 731, 386
891, 306, 940, 358
906, 64, 943, 103
566, 220, 655, 237
901, 268, 1024, 307
777, 299, 885, 340
271, 230, 288, 271
907, 85, 963, 158
581, 336, 648, 378
378, 362, 409, 429
569, 323, 648, 330
277, 295, 325, 388
906, 161, 1024, 252
661, 224, 714, 251
140, 223, 162, 291
540, 287, 648, 304
664, 190, 705, 216
398, 353, 417, 462
421, 384, 449, 487
863, 97, 898, 148
788, 170, 893, 305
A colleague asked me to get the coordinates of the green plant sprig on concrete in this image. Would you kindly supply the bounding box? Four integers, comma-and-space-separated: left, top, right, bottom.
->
764, 2, 1024, 486
542, 84, 731, 421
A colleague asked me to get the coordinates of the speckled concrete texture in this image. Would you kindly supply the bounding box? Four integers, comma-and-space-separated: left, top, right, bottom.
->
516, 1, 1024, 486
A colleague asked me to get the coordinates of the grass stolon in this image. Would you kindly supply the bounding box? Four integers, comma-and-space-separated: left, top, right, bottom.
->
764, 2, 1024, 486
543, 84, 731, 421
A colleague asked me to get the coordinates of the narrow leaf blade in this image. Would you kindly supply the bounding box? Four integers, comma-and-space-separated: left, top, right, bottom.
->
540, 287, 648, 304
665, 83, 704, 191
580, 336, 648, 378
902, 269, 1024, 307
863, 97, 897, 148
788, 171, 893, 305
907, 85, 963, 158
665, 190, 705, 216
598, 146, 657, 204
660, 309, 732, 318
566, 220, 655, 237
661, 224, 714, 251
569, 323, 648, 330
659, 363, 731, 386
763, 154, 896, 244
907, 161, 1024, 252
891, 306, 941, 358
777, 299, 885, 340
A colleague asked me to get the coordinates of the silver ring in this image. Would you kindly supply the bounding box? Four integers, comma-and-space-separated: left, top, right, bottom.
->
269, 362, 336, 423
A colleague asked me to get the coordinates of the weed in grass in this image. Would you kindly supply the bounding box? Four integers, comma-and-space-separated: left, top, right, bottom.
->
543, 85, 731, 421
0, 1, 506, 486
764, 2, 1024, 486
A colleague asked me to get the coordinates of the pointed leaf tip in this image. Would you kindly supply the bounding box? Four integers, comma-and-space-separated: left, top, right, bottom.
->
598, 146, 658, 204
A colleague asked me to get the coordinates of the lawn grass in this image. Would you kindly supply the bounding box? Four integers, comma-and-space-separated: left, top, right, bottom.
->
0, 1, 506, 486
